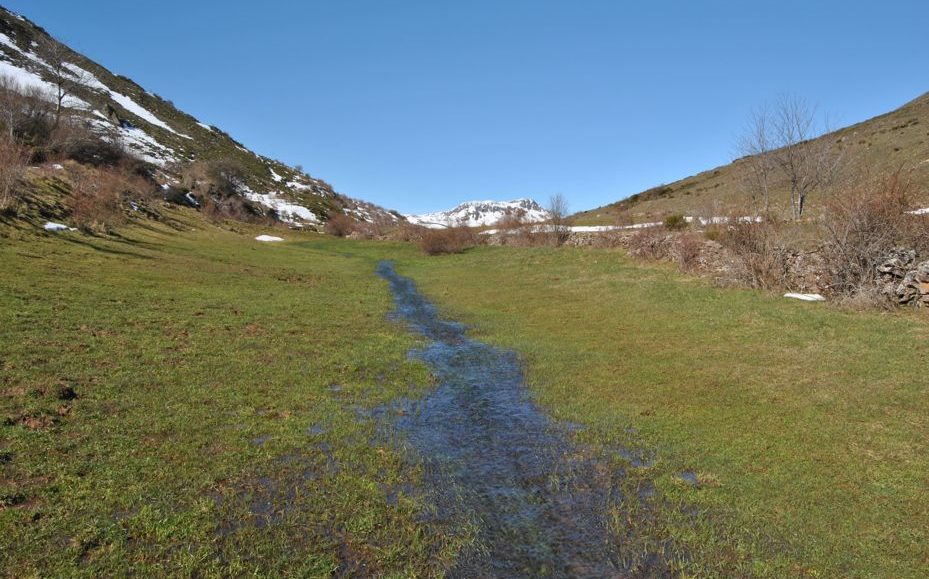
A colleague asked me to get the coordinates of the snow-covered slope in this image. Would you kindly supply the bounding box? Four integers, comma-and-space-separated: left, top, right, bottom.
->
407, 198, 550, 229
0, 7, 400, 228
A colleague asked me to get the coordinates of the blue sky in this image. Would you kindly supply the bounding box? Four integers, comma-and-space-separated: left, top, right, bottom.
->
7, 1, 928, 214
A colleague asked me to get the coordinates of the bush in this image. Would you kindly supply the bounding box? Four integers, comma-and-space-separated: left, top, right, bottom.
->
818, 170, 928, 295
672, 233, 704, 270
718, 218, 790, 289
58, 132, 128, 168
180, 159, 247, 200
324, 213, 357, 237
0, 134, 29, 212
419, 226, 477, 255
663, 213, 689, 231
67, 164, 157, 232
0, 76, 55, 147
69, 170, 126, 232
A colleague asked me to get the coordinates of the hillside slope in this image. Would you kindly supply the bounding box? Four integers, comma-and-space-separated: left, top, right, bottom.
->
573, 91, 929, 225
0, 6, 400, 228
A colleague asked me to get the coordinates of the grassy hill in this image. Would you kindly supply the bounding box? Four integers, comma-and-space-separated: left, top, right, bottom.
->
0, 6, 399, 227
573, 91, 929, 225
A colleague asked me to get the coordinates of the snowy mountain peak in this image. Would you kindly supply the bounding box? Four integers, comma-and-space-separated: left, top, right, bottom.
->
407, 198, 550, 229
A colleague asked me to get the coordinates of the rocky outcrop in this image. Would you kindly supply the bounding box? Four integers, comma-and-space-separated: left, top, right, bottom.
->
877, 250, 929, 306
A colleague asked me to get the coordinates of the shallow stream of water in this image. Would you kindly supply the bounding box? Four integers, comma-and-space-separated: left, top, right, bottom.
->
377, 261, 654, 577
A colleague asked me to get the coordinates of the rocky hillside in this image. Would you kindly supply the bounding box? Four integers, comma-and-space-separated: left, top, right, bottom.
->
407, 198, 550, 229
0, 6, 400, 228
573, 91, 929, 225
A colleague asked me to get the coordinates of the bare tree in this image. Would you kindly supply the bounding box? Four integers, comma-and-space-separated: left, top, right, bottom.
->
737, 95, 843, 219
0, 74, 55, 144
548, 193, 570, 246
40, 40, 90, 128
737, 105, 775, 215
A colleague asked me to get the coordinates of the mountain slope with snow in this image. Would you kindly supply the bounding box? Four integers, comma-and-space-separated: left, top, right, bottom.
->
407, 198, 550, 229
0, 7, 399, 228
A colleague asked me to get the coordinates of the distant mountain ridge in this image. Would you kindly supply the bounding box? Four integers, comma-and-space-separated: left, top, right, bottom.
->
0, 6, 400, 227
407, 198, 550, 229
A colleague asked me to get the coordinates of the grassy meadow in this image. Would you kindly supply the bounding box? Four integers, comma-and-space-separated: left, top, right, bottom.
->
2, 208, 928, 576
0, 211, 468, 576
402, 246, 929, 577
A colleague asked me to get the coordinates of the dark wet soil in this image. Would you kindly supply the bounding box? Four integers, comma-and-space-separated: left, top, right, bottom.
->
377, 261, 667, 578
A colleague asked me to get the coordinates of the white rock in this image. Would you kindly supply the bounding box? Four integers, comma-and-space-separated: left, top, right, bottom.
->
784, 293, 826, 302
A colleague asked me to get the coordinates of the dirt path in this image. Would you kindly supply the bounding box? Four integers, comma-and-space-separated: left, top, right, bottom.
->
377, 261, 671, 577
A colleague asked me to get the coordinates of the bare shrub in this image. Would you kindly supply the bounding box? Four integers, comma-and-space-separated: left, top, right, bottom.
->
324, 213, 357, 237
68, 163, 157, 231
387, 222, 427, 242
419, 225, 477, 255
547, 193, 570, 246
718, 219, 791, 289
626, 227, 672, 261
818, 170, 928, 295
200, 194, 264, 223
69, 170, 125, 232
350, 220, 385, 240
181, 159, 246, 199
0, 134, 30, 212
672, 233, 704, 270
0, 76, 55, 146
54, 122, 128, 167
179, 159, 264, 222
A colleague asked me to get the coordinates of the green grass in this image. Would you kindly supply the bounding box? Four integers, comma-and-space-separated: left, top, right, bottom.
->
4, 204, 929, 576
400, 246, 929, 577
0, 211, 467, 576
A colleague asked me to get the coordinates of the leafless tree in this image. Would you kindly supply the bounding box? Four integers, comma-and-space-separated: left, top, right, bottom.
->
40, 40, 91, 128
737, 105, 775, 215
738, 95, 843, 219
0, 74, 54, 142
548, 193, 570, 246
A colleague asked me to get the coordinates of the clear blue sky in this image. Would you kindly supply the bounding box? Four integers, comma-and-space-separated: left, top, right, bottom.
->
6, 1, 928, 214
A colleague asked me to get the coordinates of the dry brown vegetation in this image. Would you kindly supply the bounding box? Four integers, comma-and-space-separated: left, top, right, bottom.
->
0, 133, 29, 212
419, 225, 478, 255
67, 163, 156, 232
324, 212, 357, 237
818, 170, 928, 295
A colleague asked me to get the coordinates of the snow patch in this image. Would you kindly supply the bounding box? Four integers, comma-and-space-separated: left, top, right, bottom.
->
88, 116, 177, 166
44, 221, 76, 232
108, 90, 188, 137
255, 235, 283, 242
240, 184, 320, 225
907, 207, 929, 215
0, 60, 89, 109
286, 180, 311, 190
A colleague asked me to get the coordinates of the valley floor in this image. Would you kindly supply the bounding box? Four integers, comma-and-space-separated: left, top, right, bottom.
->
2, 212, 927, 576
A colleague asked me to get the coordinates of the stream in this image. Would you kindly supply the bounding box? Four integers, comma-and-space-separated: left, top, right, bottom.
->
376, 261, 664, 577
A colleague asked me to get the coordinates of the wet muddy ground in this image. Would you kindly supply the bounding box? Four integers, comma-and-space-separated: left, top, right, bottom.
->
377, 261, 673, 577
